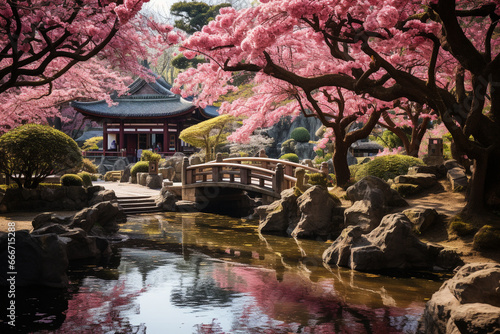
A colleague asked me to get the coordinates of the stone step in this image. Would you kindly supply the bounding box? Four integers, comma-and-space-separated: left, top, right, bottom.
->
122, 206, 162, 214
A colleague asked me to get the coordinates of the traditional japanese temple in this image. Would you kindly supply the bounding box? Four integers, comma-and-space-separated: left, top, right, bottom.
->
71, 74, 218, 161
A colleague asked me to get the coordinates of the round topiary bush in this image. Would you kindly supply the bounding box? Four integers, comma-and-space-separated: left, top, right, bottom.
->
0, 124, 82, 189
77, 172, 93, 187
131, 161, 150, 177
290, 127, 310, 142
280, 153, 299, 163
352, 155, 424, 181
61, 174, 84, 187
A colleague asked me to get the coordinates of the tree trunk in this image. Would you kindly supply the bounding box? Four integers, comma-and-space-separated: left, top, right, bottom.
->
332, 141, 350, 188
463, 153, 487, 214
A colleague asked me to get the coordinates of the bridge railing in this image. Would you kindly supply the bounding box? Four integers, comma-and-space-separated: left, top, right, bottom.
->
182, 158, 291, 196
211, 156, 326, 177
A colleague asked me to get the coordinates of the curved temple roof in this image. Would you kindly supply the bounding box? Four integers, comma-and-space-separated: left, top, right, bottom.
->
71, 74, 217, 120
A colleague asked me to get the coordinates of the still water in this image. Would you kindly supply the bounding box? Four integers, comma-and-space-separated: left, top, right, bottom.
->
8, 212, 445, 333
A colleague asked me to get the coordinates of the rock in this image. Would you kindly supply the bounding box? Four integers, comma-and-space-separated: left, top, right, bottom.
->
113, 158, 127, 171
408, 165, 447, 178
394, 173, 437, 189
403, 208, 439, 233
447, 167, 468, 191
302, 159, 314, 168
159, 166, 176, 181
138, 172, 148, 186
0, 231, 69, 288
88, 189, 117, 206
344, 195, 385, 233
189, 155, 204, 166
155, 188, 177, 212
146, 174, 163, 189
58, 228, 101, 260
323, 213, 449, 271
444, 159, 464, 170
295, 142, 316, 160
70, 201, 125, 235
97, 163, 107, 175
258, 189, 298, 236
420, 263, 500, 334
120, 164, 133, 183
291, 186, 343, 240
346, 176, 407, 207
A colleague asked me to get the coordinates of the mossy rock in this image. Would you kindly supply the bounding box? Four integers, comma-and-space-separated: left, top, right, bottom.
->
449, 217, 477, 237
306, 173, 329, 188
473, 225, 500, 250
391, 183, 422, 197
352, 155, 424, 181
77, 172, 93, 187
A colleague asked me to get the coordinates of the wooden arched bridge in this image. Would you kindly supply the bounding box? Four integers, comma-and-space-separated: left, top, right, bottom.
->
181, 155, 328, 203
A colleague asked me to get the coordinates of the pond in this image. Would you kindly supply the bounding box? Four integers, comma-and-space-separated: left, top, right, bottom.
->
5, 212, 446, 333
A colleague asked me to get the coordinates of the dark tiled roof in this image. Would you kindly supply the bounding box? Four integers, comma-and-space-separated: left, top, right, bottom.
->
74, 130, 103, 143
71, 96, 195, 119
201, 105, 220, 118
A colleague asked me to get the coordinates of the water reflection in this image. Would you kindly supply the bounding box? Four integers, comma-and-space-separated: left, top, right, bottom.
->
3, 212, 445, 333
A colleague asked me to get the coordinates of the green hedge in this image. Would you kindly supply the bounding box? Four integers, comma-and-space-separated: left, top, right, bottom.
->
61, 174, 83, 186
280, 153, 299, 163
351, 155, 424, 181
131, 161, 150, 177
290, 127, 310, 142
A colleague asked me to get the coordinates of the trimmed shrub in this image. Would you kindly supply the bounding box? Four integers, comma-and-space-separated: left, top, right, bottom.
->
77, 172, 93, 187
141, 150, 161, 162
82, 158, 98, 173
104, 171, 117, 182
352, 155, 424, 181
290, 127, 310, 142
61, 174, 83, 187
280, 153, 299, 163
473, 225, 500, 250
131, 161, 150, 177
315, 148, 324, 157
0, 124, 82, 189
391, 183, 422, 197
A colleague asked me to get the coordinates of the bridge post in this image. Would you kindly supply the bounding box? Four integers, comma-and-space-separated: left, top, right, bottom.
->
273, 163, 285, 194
216, 153, 223, 162
182, 157, 190, 186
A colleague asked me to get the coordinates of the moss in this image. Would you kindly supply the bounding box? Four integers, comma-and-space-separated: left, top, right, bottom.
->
293, 186, 303, 197
306, 173, 329, 188
352, 155, 424, 181
280, 153, 299, 163
391, 183, 422, 197
61, 174, 83, 187
473, 225, 500, 250
328, 190, 342, 205
449, 216, 477, 236
290, 127, 310, 142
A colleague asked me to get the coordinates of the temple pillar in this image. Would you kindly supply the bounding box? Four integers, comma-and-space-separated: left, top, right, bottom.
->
103, 121, 108, 155
119, 120, 124, 154
163, 120, 169, 155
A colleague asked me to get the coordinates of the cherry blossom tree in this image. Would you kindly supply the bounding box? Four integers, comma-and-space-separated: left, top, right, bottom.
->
0, 0, 183, 132
173, 0, 500, 214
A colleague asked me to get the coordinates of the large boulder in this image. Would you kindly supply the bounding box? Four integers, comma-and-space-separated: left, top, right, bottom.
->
294, 142, 316, 160
408, 165, 447, 179
0, 231, 69, 288
291, 186, 343, 239
344, 193, 385, 233
120, 164, 133, 183
346, 176, 407, 207
159, 166, 176, 181
88, 189, 117, 206
447, 167, 468, 191
323, 213, 461, 272
69, 201, 125, 235
257, 189, 299, 236
155, 188, 178, 212
420, 263, 500, 334
146, 174, 163, 189
403, 208, 439, 233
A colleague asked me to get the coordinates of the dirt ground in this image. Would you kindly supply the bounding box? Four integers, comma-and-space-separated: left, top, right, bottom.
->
1, 181, 499, 265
